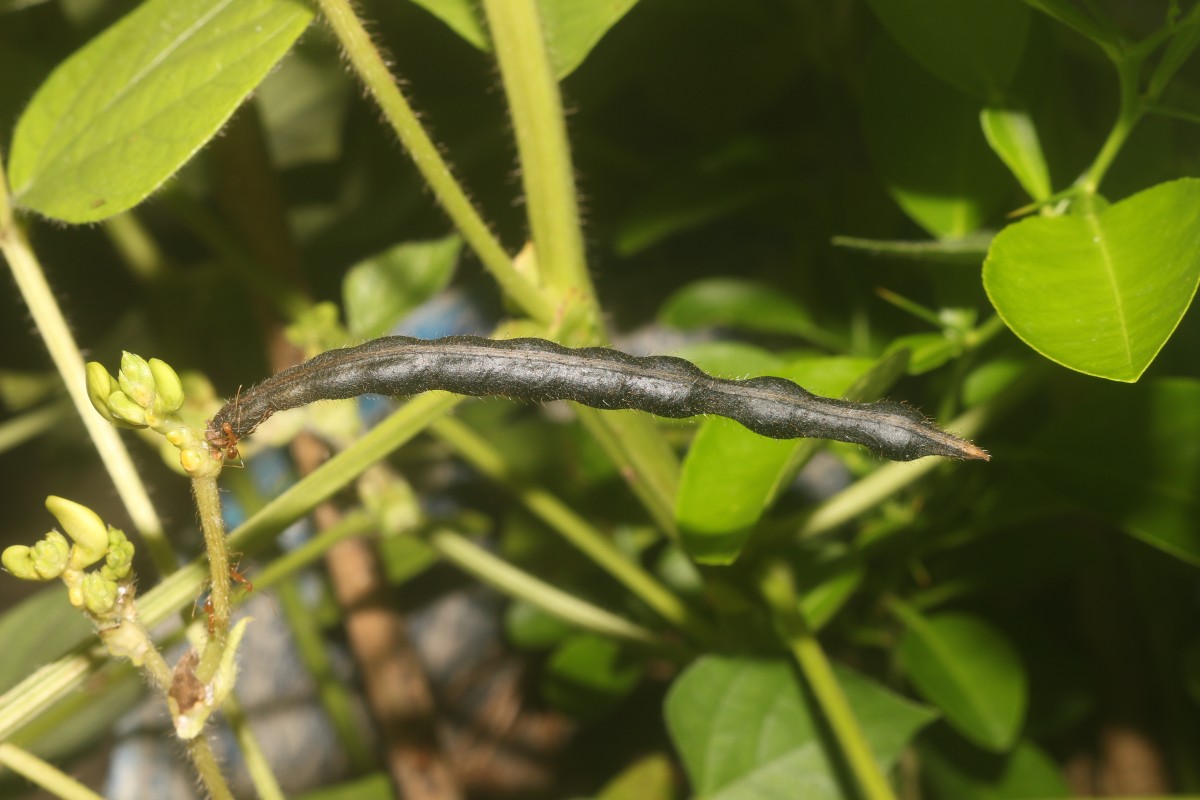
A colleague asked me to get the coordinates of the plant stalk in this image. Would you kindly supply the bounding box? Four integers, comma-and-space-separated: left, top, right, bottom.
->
313, 0, 555, 325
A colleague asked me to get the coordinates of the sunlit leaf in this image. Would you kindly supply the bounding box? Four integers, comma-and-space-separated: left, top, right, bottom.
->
8, 0, 313, 223
980, 106, 1051, 201
984, 179, 1200, 381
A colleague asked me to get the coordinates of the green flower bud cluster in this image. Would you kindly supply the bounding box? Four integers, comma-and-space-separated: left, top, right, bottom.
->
1, 497, 136, 621
87, 353, 221, 477
87, 353, 184, 429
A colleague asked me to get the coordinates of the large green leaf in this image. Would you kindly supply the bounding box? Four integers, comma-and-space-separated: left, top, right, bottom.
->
8, 0, 313, 223
866, 0, 1029, 99
862, 38, 1011, 239
1025, 378, 1200, 565
675, 356, 875, 564
342, 236, 461, 339
984, 179, 1200, 381
665, 656, 936, 800
408, 0, 639, 78
896, 610, 1027, 752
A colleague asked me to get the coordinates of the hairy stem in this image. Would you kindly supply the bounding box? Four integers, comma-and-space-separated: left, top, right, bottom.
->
192, 475, 232, 683
0, 152, 174, 575
314, 0, 555, 325
482, 0, 595, 327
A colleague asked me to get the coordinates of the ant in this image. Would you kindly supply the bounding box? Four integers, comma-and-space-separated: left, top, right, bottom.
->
196, 559, 256, 636
205, 387, 244, 463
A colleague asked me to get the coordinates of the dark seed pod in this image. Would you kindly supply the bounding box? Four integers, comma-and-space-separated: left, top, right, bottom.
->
206, 336, 988, 463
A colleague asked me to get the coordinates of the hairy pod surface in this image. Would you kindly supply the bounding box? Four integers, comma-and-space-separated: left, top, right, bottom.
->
207, 336, 988, 462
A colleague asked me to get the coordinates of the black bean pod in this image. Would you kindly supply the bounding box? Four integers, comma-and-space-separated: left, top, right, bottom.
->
206, 336, 988, 462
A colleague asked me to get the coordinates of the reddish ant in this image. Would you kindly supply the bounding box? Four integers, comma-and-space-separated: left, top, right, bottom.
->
196, 560, 256, 636
205, 387, 244, 463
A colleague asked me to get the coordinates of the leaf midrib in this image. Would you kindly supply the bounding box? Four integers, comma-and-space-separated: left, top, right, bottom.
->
1084, 210, 1135, 371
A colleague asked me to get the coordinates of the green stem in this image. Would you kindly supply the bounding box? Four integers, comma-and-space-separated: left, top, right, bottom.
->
0, 400, 72, 455
275, 579, 376, 772
759, 563, 897, 800
426, 526, 665, 648
431, 416, 716, 645
193, 475, 232, 683
0, 393, 460, 742
254, 512, 375, 591
313, 0, 555, 326
482, 0, 684, 533
482, 0, 595, 324
574, 408, 679, 536
0, 743, 105, 800
103, 212, 168, 282
1079, 57, 1144, 194
0, 154, 175, 576
187, 736, 236, 800
796, 371, 1036, 540
222, 694, 285, 800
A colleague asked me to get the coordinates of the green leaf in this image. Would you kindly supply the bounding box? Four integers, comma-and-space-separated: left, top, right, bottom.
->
862, 38, 1011, 239
666, 656, 936, 800
408, 0, 489, 49
408, 0, 639, 79
0, 588, 90, 692
919, 732, 1071, 800
1025, 378, 1200, 565
1149, 5, 1200, 98
885, 333, 961, 375
980, 107, 1051, 201
983, 179, 1200, 381
542, 634, 643, 721
1021, 0, 1121, 52
895, 609, 1027, 752
659, 277, 836, 347
595, 753, 675, 800
537, 0, 641, 78
866, 0, 1029, 99
342, 236, 462, 338
676, 357, 875, 564
8, 0, 314, 223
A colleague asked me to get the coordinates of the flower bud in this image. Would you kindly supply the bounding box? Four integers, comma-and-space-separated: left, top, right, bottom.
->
118, 352, 156, 409
31, 531, 71, 578
46, 496, 110, 569
82, 572, 118, 616
102, 528, 135, 581
149, 358, 184, 415
106, 391, 147, 428
85, 363, 122, 425
2, 546, 39, 580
